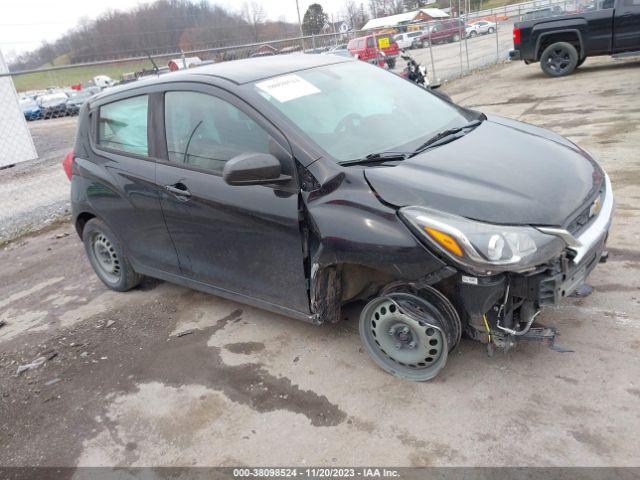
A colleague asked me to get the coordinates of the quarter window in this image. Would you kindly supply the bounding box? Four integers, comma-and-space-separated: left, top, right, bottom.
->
164, 91, 271, 174
98, 95, 148, 155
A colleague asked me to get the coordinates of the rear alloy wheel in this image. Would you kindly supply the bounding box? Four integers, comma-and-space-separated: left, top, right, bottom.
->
83, 218, 142, 292
540, 42, 578, 77
359, 288, 461, 381
488, 27, 495, 34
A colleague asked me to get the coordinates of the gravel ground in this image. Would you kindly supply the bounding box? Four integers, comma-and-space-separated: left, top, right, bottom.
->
1, 56, 639, 469
0, 117, 76, 243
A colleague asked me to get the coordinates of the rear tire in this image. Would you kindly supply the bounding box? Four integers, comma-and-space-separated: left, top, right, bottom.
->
488, 27, 495, 34
539, 42, 578, 77
83, 218, 142, 292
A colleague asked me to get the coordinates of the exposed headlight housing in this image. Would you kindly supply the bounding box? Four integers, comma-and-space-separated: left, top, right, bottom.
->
399, 206, 566, 275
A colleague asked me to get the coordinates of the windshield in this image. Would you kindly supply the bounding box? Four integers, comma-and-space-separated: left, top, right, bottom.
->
250, 61, 472, 162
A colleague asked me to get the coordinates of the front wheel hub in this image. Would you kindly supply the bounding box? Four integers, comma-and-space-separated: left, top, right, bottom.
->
359, 288, 461, 381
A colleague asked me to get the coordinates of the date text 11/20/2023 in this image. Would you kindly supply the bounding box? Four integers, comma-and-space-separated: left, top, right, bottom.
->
232, 468, 400, 478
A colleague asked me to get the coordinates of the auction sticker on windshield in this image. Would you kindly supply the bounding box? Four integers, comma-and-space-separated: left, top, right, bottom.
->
256, 74, 321, 103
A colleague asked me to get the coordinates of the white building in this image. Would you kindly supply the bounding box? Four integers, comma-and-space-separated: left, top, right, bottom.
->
362, 8, 450, 31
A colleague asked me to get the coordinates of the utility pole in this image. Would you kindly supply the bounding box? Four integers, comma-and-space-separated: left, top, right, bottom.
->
296, 0, 304, 37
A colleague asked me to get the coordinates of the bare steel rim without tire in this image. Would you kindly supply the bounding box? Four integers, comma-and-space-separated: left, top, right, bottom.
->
90, 232, 121, 284
359, 289, 461, 381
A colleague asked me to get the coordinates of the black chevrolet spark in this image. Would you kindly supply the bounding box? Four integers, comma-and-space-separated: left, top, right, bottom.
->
64, 55, 613, 381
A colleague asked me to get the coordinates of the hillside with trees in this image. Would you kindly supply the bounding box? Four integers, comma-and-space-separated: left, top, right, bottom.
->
9, 0, 300, 71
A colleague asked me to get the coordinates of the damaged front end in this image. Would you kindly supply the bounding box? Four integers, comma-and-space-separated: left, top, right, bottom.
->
298, 156, 613, 381
410, 173, 614, 358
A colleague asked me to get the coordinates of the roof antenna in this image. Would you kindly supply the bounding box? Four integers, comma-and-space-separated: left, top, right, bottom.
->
146, 52, 159, 75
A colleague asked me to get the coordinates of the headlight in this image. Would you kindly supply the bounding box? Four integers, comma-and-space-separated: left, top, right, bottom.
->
399, 206, 566, 274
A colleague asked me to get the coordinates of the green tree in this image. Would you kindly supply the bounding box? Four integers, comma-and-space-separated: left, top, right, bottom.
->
302, 3, 328, 35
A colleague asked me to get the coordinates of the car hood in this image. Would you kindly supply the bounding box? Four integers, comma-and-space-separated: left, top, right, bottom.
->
365, 115, 603, 226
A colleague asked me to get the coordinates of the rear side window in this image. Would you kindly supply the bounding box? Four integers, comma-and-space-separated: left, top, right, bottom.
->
98, 95, 148, 155
164, 91, 271, 174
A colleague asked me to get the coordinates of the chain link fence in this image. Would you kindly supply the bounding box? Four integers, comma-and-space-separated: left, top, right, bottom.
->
0, 0, 586, 243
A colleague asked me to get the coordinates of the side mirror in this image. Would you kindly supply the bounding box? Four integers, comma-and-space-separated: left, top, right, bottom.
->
223, 153, 291, 186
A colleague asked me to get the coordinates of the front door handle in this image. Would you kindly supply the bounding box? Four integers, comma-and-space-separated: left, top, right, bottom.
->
164, 183, 192, 199
621, 11, 632, 17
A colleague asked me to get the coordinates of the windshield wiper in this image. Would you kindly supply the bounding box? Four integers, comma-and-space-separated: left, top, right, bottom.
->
409, 119, 483, 158
338, 151, 409, 167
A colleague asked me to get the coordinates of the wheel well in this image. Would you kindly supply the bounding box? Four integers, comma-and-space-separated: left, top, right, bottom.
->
340, 263, 395, 303
537, 33, 581, 60
310, 262, 395, 323
75, 212, 96, 237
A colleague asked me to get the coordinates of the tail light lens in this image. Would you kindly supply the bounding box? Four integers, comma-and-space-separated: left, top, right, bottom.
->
513, 27, 521, 45
62, 149, 74, 180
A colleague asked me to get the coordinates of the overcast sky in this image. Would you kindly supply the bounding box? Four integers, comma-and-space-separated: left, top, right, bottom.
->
0, 0, 347, 58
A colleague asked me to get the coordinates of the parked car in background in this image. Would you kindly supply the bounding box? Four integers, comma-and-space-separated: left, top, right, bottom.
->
321, 49, 353, 58
38, 92, 69, 119
328, 43, 348, 51
20, 97, 41, 121
348, 33, 400, 68
92, 75, 117, 89
65, 89, 99, 116
394, 30, 424, 49
419, 19, 466, 44
466, 20, 496, 37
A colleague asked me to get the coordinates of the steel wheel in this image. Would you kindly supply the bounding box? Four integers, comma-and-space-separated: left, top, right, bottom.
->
360, 292, 457, 381
90, 232, 121, 284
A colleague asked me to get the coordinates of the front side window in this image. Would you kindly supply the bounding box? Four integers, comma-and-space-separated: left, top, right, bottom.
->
252, 61, 472, 163
98, 95, 148, 155
164, 91, 271, 174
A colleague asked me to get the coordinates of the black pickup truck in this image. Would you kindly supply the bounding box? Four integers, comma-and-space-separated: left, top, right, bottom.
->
509, 0, 640, 76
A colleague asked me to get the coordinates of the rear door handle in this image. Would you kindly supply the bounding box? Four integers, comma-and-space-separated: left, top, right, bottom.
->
621, 12, 632, 16
164, 183, 191, 199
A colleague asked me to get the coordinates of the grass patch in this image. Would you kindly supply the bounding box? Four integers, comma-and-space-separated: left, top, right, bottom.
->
13, 59, 156, 92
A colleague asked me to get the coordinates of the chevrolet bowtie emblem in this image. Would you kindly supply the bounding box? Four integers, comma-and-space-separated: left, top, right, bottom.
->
589, 196, 602, 218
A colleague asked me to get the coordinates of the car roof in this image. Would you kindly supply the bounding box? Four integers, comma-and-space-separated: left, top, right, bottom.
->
92, 54, 353, 102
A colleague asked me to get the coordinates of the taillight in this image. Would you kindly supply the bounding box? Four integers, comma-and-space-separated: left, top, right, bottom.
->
62, 149, 74, 180
513, 27, 521, 45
